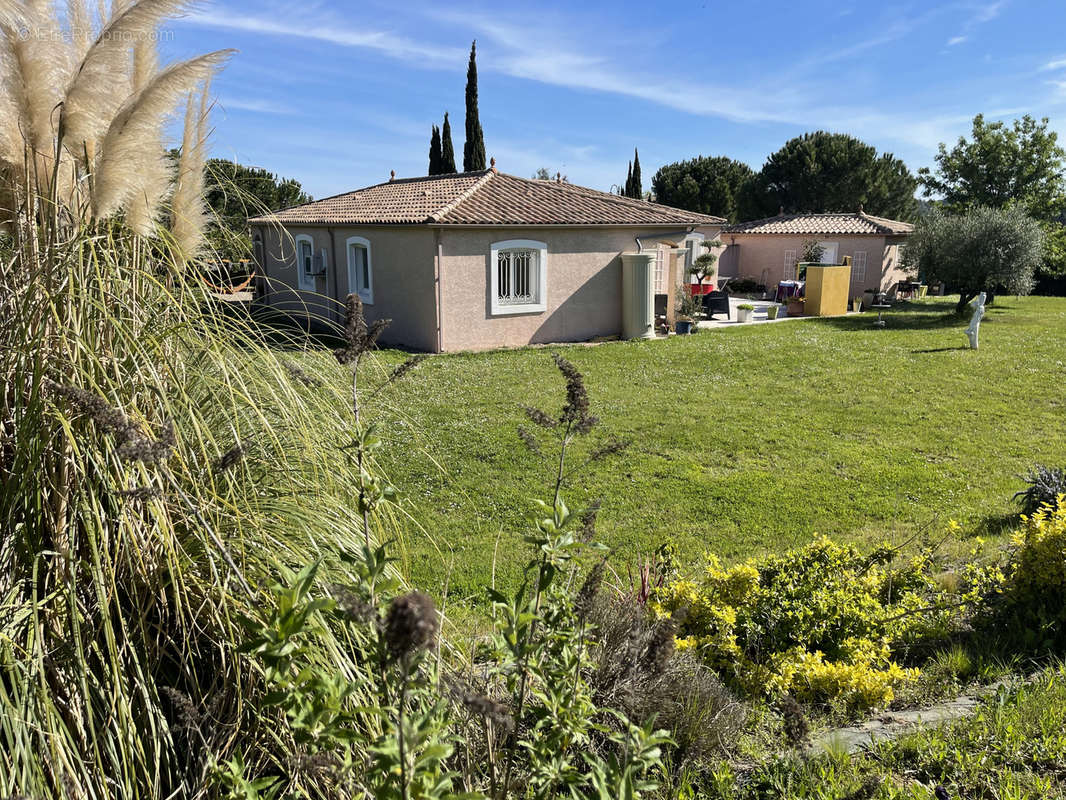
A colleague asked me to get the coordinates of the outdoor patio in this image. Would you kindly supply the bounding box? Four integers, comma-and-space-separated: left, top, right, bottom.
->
694, 296, 860, 330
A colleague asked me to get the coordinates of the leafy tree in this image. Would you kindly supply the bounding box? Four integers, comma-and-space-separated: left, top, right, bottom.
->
740, 131, 918, 221
463, 40, 486, 172
690, 240, 722, 292
199, 157, 312, 261
903, 206, 1044, 313
919, 115, 1065, 219
651, 156, 755, 221
800, 239, 825, 263
441, 112, 457, 174
629, 148, 643, 199
919, 114, 1066, 278
428, 124, 442, 175
532, 167, 567, 181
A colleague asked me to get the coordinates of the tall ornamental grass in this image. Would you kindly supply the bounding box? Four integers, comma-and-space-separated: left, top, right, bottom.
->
0, 3, 396, 796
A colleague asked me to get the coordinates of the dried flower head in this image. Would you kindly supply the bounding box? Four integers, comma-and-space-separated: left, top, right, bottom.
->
160, 687, 201, 735
213, 441, 246, 473
45, 380, 175, 464
589, 438, 630, 463
384, 354, 427, 386
522, 404, 557, 429
384, 591, 438, 662
552, 353, 597, 433
118, 486, 162, 501
334, 294, 391, 365
283, 360, 323, 388
641, 617, 676, 675
574, 558, 606, 622
778, 694, 809, 747
516, 425, 540, 454
579, 501, 601, 542
443, 675, 514, 734
329, 585, 378, 625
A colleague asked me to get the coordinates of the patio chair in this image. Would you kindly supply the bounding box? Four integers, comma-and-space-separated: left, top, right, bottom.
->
701, 289, 730, 320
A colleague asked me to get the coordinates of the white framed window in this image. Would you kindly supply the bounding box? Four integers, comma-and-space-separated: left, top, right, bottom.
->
654, 247, 665, 293
818, 241, 839, 264
490, 239, 547, 315
852, 251, 867, 284
345, 236, 373, 304
783, 250, 797, 280
295, 234, 316, 291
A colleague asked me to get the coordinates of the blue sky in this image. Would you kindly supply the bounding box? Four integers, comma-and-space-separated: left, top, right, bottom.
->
168, 0, 1066, 201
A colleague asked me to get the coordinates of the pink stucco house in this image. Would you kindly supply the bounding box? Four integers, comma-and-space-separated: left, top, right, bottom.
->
249, 166, 724, 352
718, 211, 914, 298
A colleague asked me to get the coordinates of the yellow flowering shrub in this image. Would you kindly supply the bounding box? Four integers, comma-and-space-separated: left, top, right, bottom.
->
1002, 498, 1066, 646
651, 536, 954, 712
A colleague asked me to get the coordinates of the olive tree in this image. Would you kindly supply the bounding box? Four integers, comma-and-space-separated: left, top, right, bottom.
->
903, 206, 1044, 313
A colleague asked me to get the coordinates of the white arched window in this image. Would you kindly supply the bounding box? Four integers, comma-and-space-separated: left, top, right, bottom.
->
294, 234, 316, 291
345, 236, 373, 304
490, 239, 547, 315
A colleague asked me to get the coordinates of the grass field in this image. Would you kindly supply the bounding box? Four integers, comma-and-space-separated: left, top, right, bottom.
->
308, 296, 1066, 602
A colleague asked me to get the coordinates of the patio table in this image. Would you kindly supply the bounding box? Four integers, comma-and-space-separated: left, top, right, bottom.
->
872, 303, 891, 327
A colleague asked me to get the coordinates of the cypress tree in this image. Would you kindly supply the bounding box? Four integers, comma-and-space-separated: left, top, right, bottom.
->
631, 148, 642, 199
625, 161, 632, 196
463, 40, 486, 171
428, 125, 442, 175
440, 113, 457, 174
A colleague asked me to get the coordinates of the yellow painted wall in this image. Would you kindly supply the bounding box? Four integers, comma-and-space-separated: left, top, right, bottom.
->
804, 265, 850, 316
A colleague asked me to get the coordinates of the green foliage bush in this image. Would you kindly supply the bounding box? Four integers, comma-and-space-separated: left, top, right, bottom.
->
650, 537, 976, 712
995, 501, 1066, 649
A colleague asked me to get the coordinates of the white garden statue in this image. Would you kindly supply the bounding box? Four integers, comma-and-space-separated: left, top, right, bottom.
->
964, 292, 986, 349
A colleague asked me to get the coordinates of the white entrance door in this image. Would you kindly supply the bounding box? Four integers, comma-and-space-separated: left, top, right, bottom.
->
819, 242, 839, 264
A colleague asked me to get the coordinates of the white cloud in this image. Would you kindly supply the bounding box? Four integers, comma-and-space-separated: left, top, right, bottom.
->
1041, 56, 1066, 72
217, 97, 293, 115
945, 1, 1005, 47
187, 8, 465, 65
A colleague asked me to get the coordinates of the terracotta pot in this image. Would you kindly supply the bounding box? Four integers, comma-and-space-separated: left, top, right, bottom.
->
787, 299, 805, 317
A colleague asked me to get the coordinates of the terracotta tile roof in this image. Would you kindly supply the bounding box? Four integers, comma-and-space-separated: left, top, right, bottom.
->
723, 212, 914, 236
249, 169, 726, 227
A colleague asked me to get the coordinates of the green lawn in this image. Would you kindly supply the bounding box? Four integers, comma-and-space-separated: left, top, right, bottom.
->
336, 296, 1066, 602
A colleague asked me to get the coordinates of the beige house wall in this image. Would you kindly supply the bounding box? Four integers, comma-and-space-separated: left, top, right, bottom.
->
725, 233, 909, 297
437, 225, 720, 352
252, 223, 439, 351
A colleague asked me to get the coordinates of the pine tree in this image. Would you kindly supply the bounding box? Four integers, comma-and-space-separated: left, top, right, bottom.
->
428, 125, 442, 175
463, 40, 486, 171
631, 148, 642, 199
441, 112, 457, 174
625, 161, 632, 196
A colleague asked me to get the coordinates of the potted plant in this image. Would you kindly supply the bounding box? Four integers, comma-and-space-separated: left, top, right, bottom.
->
736, 303, 755, 323
786, 295, 805, 317
766, 303, 780, 320
674, 284, 700, 335
850, 297, 863, 312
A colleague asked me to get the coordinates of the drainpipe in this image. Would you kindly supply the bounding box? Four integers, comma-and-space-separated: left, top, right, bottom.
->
434, 228, 444, 353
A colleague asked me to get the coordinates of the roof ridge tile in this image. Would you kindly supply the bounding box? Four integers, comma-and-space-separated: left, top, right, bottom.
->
429, 170, 496, 222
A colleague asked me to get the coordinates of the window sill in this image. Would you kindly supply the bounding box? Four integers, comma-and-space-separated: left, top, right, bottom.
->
491, 301, 546, 316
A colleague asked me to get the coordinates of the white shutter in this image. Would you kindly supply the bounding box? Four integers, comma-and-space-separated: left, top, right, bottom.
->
783, 250, 797, 281
852, 251, 867, 284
